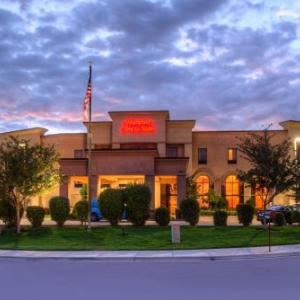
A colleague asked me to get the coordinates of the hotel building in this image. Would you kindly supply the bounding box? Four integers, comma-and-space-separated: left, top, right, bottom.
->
1, 110, 299, 214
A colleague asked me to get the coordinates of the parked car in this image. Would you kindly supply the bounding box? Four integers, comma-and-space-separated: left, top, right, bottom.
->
290, 204, 300, 211
256, 205, 293, 225
91, 199, 103, 222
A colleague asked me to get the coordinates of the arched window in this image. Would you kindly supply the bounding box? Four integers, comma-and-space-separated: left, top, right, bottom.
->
196, 175, 210, 207
225, 175, 240, 209
255, 187, 268, 209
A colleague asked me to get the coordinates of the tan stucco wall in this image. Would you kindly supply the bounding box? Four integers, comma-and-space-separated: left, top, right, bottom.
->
87, 122, 112, 147
42, 133, 86, 158
166, 120, 194, 144
0, 128, 46, 145
191, 130, 290, 205
191, 130, 288, 179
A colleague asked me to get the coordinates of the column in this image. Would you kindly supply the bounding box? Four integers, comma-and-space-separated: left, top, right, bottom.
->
90, 175, 98, 199
214, 178, 222, 196
145, 175, 155, 209
177, 175, 186, 205
59, 176, 69, 198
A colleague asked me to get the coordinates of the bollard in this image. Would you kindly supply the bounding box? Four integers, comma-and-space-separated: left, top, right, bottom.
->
171, 223, 181, 244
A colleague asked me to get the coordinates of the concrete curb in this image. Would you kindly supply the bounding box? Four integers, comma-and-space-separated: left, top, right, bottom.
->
1, 245, 300, 261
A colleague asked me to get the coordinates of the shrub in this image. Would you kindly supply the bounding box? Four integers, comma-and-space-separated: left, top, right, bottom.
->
236, 203, 255, 226
155, 207, 170, 226
292, 210, 300, 225
273, 212, 286, 226
179, 198, 200, 226
126, 184, 151, 226
26, 206, 45, 228
49, 196, 70, 227
213, 210, 228, 226
206, 189, 228, 210
0, 198, 24, 228
73, 200, 88, 224
99, 188, 123, 226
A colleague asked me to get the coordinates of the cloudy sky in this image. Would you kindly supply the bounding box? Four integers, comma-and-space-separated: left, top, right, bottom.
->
0, 0, 299, 133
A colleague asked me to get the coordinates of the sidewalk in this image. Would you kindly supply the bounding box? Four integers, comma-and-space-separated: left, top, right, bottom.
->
1, 244, 300, 261
2, 215, 260, 227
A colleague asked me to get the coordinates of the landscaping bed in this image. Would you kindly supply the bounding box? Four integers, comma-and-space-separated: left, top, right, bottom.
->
0, 226, 300, 251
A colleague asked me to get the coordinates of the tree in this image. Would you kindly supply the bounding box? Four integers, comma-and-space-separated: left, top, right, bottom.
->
186, 177, 198, 200
80, 184, 88, 201
205, 189, 227, 211
0, 136, 60, 233
237, 128, 294, 212
290, 159, 300, 203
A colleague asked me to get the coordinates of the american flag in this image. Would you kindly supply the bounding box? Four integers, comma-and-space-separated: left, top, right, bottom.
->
83, 65, 92, 122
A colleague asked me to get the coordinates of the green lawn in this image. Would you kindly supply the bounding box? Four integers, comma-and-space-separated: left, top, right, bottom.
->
0, 226, 299, 251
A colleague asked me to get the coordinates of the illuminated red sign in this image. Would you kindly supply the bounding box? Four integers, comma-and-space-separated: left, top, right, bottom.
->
120, 118, 156, 134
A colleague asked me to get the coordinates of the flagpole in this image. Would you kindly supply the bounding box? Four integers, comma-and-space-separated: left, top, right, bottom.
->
87, 62, 92, 231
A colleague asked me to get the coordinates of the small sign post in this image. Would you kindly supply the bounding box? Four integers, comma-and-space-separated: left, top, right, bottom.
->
171, 223, 181, 244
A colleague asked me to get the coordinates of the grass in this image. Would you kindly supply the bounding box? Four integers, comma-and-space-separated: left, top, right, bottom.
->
0, 226, 300, 251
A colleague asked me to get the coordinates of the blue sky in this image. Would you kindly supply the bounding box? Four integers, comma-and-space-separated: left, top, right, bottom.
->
0, 0, 299, 133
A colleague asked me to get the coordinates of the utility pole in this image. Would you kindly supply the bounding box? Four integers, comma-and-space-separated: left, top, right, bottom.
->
87, 62, 93, 231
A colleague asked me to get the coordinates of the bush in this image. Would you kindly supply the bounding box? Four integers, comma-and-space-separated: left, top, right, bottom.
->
155, 207, 170, 226
213, 210, 228, 226
292, 210, 300, 225
236, 203, 255, 226
126, 184, 151, 226
206, 189, 228, 210
0, 198, 24, 228
49, 196, 70, 227
73, 200, 88, 224
179, 198, 200, 226
26, 206, 45, 228
273, 212, 286, 226
99, 188, 123, 226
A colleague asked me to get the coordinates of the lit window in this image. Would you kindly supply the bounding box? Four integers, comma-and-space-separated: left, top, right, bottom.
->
225, 175, 240, 208
198, 148, 207, 164
255, 186, 268, 209
228, 148, 237, 164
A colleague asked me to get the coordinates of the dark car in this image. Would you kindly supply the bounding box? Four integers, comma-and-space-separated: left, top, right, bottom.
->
256, 205, 293, 225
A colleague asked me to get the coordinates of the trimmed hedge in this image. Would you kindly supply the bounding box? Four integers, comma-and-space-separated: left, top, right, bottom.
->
236, 203, 255, 226
126, 184, 151, 226
154, 207, 170, 226
179, 198, 200, 226
26, 206, 45, 228
73, 200, 88, 224
99, 188, 123, 226
49, 196, 70, 227
0, 198, 24, 228
213, 210, 228, 226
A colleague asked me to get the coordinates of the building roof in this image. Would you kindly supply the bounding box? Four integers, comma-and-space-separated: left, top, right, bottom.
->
0, 127, 48, 136
108, 110, 170, 119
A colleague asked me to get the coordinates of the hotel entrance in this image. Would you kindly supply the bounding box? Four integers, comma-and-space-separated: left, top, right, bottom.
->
98, 175, 145, 194
155, 176, 177, 218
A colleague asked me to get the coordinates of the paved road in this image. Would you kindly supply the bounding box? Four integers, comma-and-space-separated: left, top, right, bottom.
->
0, 256, 299, 299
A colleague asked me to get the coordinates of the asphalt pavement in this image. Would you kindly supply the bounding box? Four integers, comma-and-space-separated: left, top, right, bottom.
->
0, 256, 299, 300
